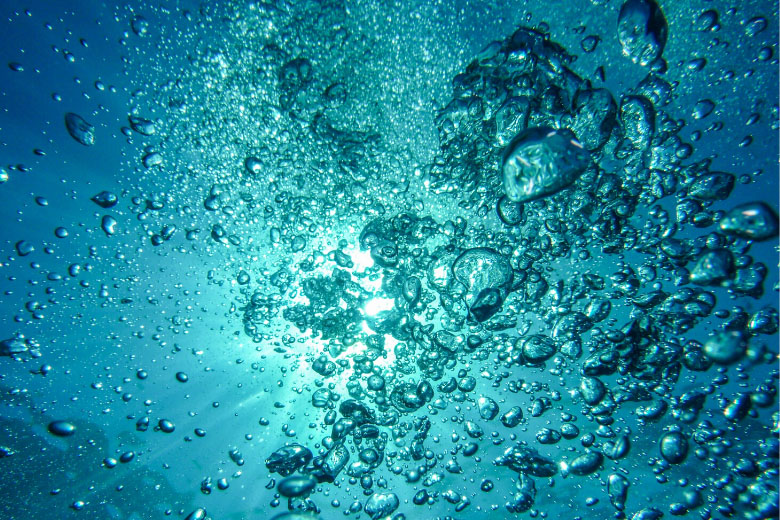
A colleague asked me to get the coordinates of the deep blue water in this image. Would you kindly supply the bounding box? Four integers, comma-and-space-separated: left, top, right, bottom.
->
0, 1, 778, 520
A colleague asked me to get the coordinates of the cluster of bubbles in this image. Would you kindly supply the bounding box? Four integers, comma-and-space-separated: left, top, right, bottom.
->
238, 6, 777, 519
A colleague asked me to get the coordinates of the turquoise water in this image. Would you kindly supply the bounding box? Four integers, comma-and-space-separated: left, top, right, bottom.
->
0, 1, 778, 519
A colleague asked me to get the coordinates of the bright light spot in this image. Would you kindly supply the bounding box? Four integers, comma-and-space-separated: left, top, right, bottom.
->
364, 297, 395, 316
350, 249, 375, 272
348, 247, 385, 293
432, 265, 449, 281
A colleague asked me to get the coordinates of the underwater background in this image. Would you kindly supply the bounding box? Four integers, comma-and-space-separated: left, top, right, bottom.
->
0, 1, 778, 519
